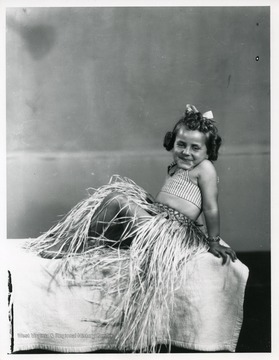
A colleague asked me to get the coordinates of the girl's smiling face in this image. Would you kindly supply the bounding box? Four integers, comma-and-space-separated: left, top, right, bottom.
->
173, 126, 208, 170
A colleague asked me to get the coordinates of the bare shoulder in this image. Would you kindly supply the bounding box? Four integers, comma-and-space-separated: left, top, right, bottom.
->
196, 160, 218, 181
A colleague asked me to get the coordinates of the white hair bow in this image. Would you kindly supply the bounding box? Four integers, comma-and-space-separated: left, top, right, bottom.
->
185, 104, 214, 119
202, 110, 214, 119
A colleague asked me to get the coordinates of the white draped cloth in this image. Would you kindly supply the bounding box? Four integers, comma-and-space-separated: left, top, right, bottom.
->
8, 239, 248, 353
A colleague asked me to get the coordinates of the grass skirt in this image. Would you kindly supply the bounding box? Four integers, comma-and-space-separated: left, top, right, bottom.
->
25, 175, 209, 352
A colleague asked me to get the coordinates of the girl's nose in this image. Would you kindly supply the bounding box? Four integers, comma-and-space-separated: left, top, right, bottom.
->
183, 147, 190, 155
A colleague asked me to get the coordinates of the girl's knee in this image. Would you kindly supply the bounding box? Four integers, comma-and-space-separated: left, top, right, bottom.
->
103, 192, 128, 210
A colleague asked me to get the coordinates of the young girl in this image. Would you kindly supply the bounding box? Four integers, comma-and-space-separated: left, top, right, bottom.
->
26, 104, 240, 351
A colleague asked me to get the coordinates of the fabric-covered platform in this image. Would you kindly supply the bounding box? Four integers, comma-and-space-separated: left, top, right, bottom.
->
8, 239, 249, 353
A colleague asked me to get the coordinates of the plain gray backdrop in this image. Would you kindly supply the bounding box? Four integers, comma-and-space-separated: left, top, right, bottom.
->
6, 7, 270, 251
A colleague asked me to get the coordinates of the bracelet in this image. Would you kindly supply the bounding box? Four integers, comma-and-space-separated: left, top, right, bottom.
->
206, 235, 221, 244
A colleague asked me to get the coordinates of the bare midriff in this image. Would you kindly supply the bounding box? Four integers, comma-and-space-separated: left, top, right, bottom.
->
155, 191, 201, 221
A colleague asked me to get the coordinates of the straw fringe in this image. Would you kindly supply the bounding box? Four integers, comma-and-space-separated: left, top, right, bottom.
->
25, 175, 154, 258
112, 214, 208, 352
24, 175, 209, 352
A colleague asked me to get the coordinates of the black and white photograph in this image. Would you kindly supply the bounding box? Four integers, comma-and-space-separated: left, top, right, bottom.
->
2, 1, 276, 358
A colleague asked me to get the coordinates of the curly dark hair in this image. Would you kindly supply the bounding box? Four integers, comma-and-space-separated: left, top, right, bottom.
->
163, 109, 222, 161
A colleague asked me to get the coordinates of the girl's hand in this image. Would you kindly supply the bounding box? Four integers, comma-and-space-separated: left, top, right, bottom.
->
208, 242, 237, 265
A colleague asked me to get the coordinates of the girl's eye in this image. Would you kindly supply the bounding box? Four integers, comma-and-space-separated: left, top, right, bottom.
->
176, 142, 185, 147
192, 146, 200, 151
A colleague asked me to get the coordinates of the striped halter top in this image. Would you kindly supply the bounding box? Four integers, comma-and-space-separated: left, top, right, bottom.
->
160, 162, 202, 209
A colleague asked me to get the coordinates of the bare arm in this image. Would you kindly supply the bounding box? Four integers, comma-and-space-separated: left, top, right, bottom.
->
197, 160, 219, 237
198, 160, 237, 264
